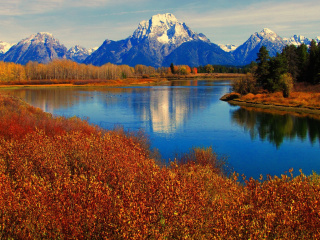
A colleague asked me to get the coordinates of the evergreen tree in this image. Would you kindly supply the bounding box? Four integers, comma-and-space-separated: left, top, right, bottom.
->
282, 45, 299, 81
267, 53, 287, 91
255, 46, 271, 89
316, 42, 320, 83
308, 40, 319, 84
170, 63, 175, 74
296, 43, 309, 82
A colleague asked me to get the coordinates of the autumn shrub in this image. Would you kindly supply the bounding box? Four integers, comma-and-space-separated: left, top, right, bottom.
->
0, 93, 98, 140
239, 171, 320, 239
232, 73, 257, 95
280, 73, 294, 98
175, 147, 230, 176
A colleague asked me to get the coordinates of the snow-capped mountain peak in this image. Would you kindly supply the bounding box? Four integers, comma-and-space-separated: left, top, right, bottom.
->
20, 32, 60, 46
132, 13, 209, 44
258, 28, 280, 41
39, 32, 53, 37
84, 13, 212, 67
232, 28, 287, 65
260, 28, 275, 35
150, 13, 178, 28
2, 32, 68, 64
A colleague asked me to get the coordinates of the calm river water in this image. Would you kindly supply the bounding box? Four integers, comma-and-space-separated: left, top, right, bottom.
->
2, 80, 320, 178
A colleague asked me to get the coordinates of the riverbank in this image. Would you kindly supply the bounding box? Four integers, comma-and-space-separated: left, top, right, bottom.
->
0, 73, 242, 88
0, 77, 168, 88
221, 91, 320, 116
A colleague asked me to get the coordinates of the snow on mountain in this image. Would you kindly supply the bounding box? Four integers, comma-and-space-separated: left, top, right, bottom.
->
283, 35, 312, 46
0, 41, 14, 54
2, 32, 68, 64
19, 32, 55, 45
132, 13, 209, 45
88, 47, 98, 54
258, 28, 279, 41
218, 44, 238, 52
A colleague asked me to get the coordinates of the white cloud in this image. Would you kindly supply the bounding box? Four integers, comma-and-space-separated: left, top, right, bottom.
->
180, 0, 320, 29
0, 0, 64, 15
0, 0, 147, 16
67, 0, 136, 7
1, 0, 319, 47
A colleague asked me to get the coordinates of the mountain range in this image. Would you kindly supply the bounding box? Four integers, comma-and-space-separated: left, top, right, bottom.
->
1, 13, 319, 67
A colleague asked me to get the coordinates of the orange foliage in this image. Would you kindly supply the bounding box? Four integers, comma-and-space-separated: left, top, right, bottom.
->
192, 67, 198, 74
0, 93, 320, 238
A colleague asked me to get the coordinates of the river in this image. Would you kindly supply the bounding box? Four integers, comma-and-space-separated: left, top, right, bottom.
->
1, 79, 320, 179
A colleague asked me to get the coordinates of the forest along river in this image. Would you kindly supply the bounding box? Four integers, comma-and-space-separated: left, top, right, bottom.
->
2, 79, 320, 179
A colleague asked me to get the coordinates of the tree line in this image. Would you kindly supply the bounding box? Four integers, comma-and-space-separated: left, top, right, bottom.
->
0, 60, 136, 82
0, 60, 203, 83
0, 59, 249, 83
234, 40, 320, 97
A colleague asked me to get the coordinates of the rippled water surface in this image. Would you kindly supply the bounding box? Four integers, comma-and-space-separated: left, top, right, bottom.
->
2, 80, 320, 178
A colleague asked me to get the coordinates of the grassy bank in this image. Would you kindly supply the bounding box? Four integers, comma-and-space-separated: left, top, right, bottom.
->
0, 73, 242, 88
0, 93, 320, 239
222, 82, 320, 116
0, 77, 169, 88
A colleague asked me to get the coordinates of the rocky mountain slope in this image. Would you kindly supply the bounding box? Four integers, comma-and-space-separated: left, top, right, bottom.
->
163, 40, 235, 67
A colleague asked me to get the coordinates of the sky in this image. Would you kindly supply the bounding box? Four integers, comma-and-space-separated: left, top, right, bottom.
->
0, 0, 319, 49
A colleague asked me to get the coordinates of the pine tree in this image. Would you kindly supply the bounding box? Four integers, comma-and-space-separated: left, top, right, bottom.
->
308, 40, 319, 84
255, 46, 270, 89
268, 53, 287, 91
296, 43, 309, 82
170, 63, 175, 74
282, 45, 299, 81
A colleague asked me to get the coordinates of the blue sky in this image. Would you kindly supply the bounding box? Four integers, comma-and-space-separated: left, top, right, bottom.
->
0, 0, 319, 49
